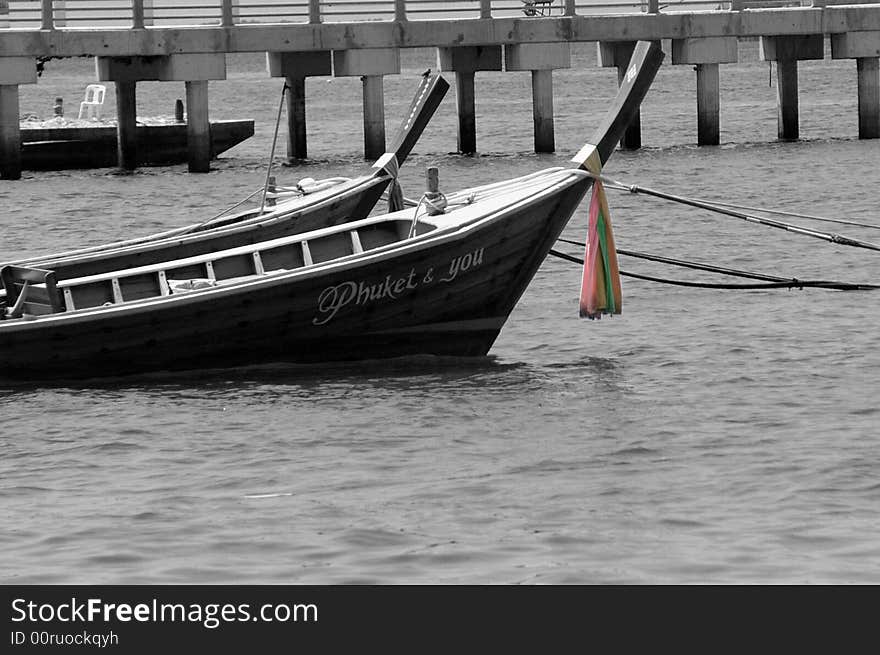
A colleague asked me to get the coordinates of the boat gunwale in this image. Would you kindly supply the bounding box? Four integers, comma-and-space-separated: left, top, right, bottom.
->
0, 169, 590, 332
16, 174, 384, 270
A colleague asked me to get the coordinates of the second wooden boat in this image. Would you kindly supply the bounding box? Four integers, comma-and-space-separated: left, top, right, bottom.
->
6, 71, 449, 282
20, 119, 255, 170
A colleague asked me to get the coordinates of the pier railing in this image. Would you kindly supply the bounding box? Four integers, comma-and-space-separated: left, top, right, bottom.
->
0, 0, 850, 30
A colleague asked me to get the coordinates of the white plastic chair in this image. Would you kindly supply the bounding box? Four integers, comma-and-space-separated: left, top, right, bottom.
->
78, 84, 106, 120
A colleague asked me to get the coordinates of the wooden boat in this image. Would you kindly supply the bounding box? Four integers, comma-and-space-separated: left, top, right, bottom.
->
6, 72, 449, 283
20, 119, 254, 170
0, 42, 663, 381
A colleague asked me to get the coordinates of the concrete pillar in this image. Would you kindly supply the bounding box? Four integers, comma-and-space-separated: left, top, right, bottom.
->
115, 81, 138, 170
285, 76, 307, 159
760, 35, 825, 142
98, 53, 226, 171
598, 41, 641, 149
831, 32, 880, 140
695, 64, 720, 145
333, 48, 400, 159
0, 85, 21, 180
455, 71, 476, 154
530, 70, 554, 153
857, 57, 880, 139
672, 37, 738, 146
267, 51, 332, 161
505, 43, 571, 153
0, 57, 38, 180
775, 59, 799, 141
185, 80, 210, 172
362, 75, 386, 160
437, 46, 502, 154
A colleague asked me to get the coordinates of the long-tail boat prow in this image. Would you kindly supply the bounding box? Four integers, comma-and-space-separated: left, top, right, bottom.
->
3, 71, 450, 283
0, 42, 664, 381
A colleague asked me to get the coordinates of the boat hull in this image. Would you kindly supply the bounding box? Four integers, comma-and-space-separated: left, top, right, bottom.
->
0, 175, 591, 380
20, 120, 254, 170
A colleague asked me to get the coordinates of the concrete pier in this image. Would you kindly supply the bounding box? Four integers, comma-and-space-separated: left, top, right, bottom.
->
267, 51, 332, 160
857, 58, 880, 139
831, 31, 880, 140
760, 35, 824, 141
185, 80, 210, 173
598, 42, 641, 149
114, 81, 138, 170
437, 46, 502, 154
505, 43, 571, 153
361, 75, 386, 161
0, 84, 21, 179
672, 37, 738, 146
98, 53, 226, 170
0, 57, 37, 180
333, 48, 400, 160
531, 70, 555, 153
4, 4, 880, 174
285, 78, 307, 159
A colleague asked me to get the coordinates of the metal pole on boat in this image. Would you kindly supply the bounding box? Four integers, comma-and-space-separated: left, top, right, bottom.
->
259, 82, 289, 215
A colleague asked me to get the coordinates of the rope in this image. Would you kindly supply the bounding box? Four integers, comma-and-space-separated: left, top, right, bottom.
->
548, 246, 880, 291
666, 196, 880, 231
558, 237, 792, 283
589, 172, 880, 253
375, 153, 406, 212
259, 82, 289, 216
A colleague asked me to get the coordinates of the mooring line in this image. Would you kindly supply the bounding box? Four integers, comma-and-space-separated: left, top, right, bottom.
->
663, 196, 880, 231
589, 173, 880, 252
548, 247, 880, 291
557, 238, 790, 282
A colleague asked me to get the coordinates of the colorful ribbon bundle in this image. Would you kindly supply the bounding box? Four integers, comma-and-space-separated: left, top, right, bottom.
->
579, 178, 622, 319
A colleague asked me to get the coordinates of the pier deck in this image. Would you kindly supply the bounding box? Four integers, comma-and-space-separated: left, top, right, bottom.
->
1, 1, 880, 178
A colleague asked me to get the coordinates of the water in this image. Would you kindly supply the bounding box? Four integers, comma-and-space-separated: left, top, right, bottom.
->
2, 42, 879, 583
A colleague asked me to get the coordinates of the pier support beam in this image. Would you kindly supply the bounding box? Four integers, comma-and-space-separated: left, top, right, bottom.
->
831, 31, 880, 139
97, 53, 226, 171
672, 37, 738, 146
333, 49, 400, 160
505, 43, 571, 153
361, 75, 386, 161
0, 57, 38, 180
115, 81, 138, 170
0, 85, 22, 180
598, 41, 642, 149
857, 58, 880, 139
267, 51, 332, 161
437, 46, 503, 154
760, 35, 824, 141
185, 80, 210, 172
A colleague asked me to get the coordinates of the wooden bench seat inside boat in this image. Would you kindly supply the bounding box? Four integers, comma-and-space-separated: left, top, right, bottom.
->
1, 265, 63, 318
51, 218, 426, 312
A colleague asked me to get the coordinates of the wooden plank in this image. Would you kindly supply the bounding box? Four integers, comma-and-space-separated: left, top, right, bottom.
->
111, 277, 124, 304
157, 270, 169, 296
350, 230, 364, 254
